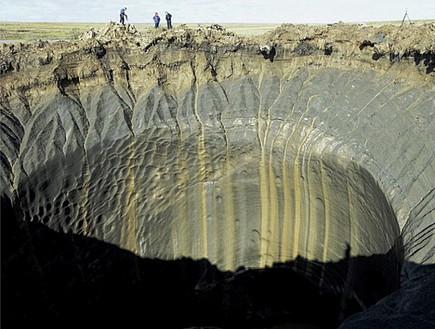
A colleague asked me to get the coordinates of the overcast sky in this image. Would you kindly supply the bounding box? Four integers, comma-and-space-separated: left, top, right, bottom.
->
0, 0, 433, 24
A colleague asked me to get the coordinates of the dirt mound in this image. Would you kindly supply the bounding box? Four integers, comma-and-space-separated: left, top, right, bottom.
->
1, 21, 434, 78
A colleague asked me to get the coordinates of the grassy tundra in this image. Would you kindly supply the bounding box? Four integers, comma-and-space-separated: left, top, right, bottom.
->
1, 20, 433, 41
0, 21, 282, 41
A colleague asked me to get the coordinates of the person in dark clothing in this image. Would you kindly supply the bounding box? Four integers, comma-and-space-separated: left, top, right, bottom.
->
119, 7, 128, 25
165, 11, 172, 29
153, 12, 161, 28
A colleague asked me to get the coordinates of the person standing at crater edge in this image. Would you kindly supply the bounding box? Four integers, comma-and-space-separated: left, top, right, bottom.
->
120, 7, 128, 25
165, 11, 173, 29
153, 12, 161, 28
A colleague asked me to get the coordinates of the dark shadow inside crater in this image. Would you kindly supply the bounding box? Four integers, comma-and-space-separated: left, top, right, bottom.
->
2, 195, 403, 329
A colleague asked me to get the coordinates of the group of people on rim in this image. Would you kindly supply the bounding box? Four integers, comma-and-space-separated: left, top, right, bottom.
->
119, 7, 172, 29
153, 12, 173, 29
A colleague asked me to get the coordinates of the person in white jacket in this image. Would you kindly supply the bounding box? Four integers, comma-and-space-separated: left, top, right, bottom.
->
119, 7, 128, 25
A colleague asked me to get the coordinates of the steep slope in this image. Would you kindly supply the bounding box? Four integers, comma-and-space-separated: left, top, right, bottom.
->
1, 22, 434, 328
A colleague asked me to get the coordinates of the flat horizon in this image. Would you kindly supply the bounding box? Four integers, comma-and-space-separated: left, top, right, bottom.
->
1, 19, 433, 42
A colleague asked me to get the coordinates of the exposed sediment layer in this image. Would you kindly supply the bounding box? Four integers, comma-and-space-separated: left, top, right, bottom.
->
1, 22, 435, 327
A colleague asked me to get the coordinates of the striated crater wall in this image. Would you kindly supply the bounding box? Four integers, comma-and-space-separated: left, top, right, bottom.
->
1, 22, 434, 327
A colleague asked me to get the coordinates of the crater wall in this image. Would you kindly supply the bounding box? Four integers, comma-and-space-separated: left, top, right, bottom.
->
1, 22, 434, 327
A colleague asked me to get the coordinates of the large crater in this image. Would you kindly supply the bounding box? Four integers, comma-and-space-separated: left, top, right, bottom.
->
1, 23, 434, 328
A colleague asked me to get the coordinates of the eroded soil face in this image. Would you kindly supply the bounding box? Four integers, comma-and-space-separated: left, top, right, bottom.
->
1, 22, 434, 329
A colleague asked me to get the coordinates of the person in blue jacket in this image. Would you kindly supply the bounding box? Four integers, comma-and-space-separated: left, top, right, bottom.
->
119, 7, 128, 25
153, 12, 160, 28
